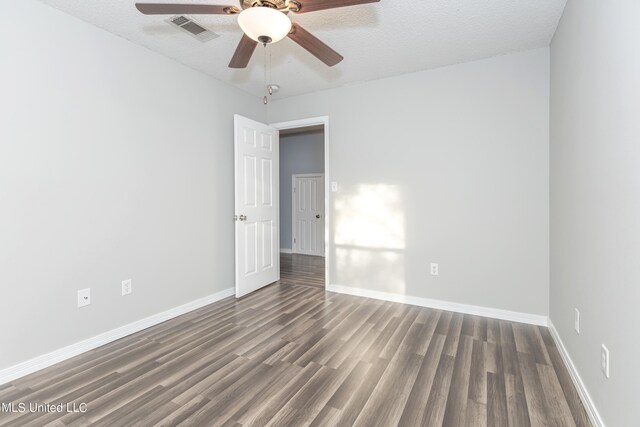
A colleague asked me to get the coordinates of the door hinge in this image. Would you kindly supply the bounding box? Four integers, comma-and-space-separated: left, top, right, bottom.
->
294, 238, 296, 243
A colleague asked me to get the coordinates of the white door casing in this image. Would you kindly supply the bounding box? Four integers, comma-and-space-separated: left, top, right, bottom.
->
292, 174, 324, 256
234, 115, 279, 297
271, 116, 330, 287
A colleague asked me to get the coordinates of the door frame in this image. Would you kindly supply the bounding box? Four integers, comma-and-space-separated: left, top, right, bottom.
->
292, 173, 325, 256
270, 116, 330, 288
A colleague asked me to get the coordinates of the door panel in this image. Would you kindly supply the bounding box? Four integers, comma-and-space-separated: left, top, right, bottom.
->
293, 175, 324, 256
235, 115, 279, 297
244, 222, 257, 275
244, 156, 257, 206
261, 158, 273, 206
261, 220, 274, 269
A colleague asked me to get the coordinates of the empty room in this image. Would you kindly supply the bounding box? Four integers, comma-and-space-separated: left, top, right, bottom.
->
0, 0, 637, 426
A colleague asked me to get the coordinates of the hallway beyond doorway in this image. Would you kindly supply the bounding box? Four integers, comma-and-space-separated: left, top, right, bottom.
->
279, 253, 325, 290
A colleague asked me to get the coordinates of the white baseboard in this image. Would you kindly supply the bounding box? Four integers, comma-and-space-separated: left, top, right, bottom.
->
280, 248, 293, 254
326, 284, 548, 326
0, 287, 235, 386
548, 320, 604, 427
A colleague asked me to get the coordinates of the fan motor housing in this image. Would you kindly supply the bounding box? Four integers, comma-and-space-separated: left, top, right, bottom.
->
241, 0, 289, 10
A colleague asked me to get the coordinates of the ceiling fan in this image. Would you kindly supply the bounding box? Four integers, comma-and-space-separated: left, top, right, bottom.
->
135, 0, 380, 68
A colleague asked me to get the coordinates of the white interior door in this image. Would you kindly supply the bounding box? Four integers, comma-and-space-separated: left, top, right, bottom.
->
292, 174, 324, 256
234, 115, 279, 297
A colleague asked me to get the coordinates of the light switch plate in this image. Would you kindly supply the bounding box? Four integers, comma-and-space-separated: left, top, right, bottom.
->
331, 182, 339, 192
77, 288, 91, 308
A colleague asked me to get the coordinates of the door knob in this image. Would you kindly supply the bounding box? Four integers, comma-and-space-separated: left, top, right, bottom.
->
239, 215, 247, 221
316, 214, 321, 219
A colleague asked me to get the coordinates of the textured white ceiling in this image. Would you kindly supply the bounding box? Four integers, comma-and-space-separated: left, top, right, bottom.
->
38, 0, 566, 99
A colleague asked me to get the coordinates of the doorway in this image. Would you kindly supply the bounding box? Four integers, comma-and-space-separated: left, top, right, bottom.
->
274, 119, 328, 290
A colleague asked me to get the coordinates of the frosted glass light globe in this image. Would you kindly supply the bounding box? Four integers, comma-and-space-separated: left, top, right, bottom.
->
238, 7, 292, 44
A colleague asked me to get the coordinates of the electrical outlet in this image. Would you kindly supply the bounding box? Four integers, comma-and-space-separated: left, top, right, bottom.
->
77, 288, 91, 308
601, 344, 610, 378
122, 279, 132, 296
430, 263, 439, 276
574, 308, 580, 334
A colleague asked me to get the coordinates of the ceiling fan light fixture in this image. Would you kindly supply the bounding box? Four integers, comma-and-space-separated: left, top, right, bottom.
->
238, 7, 292, 44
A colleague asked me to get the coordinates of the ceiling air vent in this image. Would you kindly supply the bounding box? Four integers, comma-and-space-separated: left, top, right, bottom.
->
167, 15, 219, 42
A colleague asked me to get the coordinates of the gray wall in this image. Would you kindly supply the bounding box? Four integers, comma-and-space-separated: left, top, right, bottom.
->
550, 1, 640, 425
279, 131, 325, 250
0, 0, 263, 370
268, 48, 550, 316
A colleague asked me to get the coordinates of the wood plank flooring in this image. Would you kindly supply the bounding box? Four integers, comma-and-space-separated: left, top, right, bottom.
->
0, 255, 589, 426
279, 253, 325, 289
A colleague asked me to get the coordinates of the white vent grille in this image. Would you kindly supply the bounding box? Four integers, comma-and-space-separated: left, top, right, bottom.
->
167, 16, 219, 42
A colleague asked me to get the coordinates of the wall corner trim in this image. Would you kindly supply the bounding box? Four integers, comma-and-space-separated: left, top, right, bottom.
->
547, 320, 605, 427
326, 284, 548, 326
0, 287, 235, 386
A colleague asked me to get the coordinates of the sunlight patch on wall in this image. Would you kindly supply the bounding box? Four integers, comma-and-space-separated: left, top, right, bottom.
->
334, 184, 406, 294
335, 184, 405, 250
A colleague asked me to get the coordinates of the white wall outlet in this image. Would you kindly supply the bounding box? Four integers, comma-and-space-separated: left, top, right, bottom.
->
122, 279, 132, 296
77, 288, 91, 308
331, 182, 339, 192
601, 344, 610, 378
574, 308, 580, 334
430, 263, 439, 276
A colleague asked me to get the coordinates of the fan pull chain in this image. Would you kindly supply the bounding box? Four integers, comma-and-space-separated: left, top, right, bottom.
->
268, 47, 273, 96
263, 44, 268, 105
262, 44, 278, 108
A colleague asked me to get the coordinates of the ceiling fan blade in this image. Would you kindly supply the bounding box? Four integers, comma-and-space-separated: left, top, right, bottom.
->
229, 35, 258, 69
287, 24, 343, 67
135, 3, 238, 15
292, 0, 379, 14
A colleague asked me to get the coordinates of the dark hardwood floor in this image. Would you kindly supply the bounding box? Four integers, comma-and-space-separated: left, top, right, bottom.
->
0, 254, 589, 426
